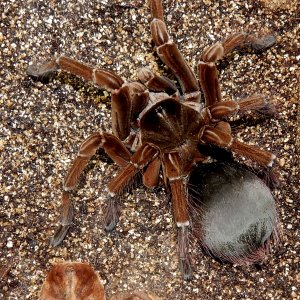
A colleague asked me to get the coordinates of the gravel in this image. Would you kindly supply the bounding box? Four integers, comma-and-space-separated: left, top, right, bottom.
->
0, 0, 299, 299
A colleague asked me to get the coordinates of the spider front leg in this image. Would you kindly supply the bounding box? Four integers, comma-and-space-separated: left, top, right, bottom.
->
27, 55, 124, 89
52, 132, 131, 246
150, 0, 200, 102
198, 32, 276, 107
27, 56, 149, 141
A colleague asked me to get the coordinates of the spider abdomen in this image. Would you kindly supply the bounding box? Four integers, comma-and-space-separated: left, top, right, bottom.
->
189, 163, 279, 264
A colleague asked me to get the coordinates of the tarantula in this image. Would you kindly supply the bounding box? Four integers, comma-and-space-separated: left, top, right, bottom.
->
28, 0, 276, 279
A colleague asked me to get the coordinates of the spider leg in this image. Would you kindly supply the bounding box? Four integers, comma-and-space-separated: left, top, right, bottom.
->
200, 121, 276, 167
51, 132, 131, 246
138, 67, 177, 95
237, 94, 275, 115
27, 56, 124, 90
201, 32, 276, 63
197, 61, 221, 107
103, 144, 159, 231
203, 94, 275, 121
143, 156, 161, 188
150, 0, 200, 102
28, 56, 149, 140
163, 152, 193, 279
230, 140, 276, 167
111, 81, 148, 141
198, 32, 276, 107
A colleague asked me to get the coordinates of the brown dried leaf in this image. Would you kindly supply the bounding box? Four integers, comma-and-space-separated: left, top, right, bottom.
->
40, 262, 105, 300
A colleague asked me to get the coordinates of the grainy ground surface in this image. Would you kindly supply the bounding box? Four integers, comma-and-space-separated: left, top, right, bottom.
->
0, 0, 299, 299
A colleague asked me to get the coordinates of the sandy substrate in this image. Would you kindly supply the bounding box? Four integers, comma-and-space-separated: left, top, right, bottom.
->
0, 0, 299, 299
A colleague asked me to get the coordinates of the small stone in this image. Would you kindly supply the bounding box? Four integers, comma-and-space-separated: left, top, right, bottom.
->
291, 291, 298, 298
87, 207, 95, 213
6, 240, 13, 248
278, 157, 285, 166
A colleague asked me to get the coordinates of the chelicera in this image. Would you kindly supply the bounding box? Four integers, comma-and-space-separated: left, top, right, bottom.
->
28, 0, 277, 279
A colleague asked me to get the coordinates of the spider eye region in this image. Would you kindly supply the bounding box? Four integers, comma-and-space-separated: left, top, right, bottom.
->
140, 98, 201, 151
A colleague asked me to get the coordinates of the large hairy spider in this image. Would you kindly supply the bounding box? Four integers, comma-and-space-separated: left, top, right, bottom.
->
28, 0, 276, 279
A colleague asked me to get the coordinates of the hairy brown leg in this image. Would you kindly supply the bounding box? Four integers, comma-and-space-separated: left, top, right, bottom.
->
150, 0, 200, 102
51, 132, 131, 246
103, 144, 159, 231
111, 81, 148, 141
201, 32, 275, 63
27, 56, 149, 141
138, 67, 177, 94
27, 55, 124, 89
143, 157, 161, 188
198, 61, 222, 107
163, 152, 193, 279
230, 141, 276, 167
150, 0, 164, 20
198, 32, 276, 107
203, 94, 275, 120
200, 121, 276, 168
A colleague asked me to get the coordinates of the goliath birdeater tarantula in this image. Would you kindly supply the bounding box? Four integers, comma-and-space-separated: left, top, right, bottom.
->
28, 0, 276, 279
